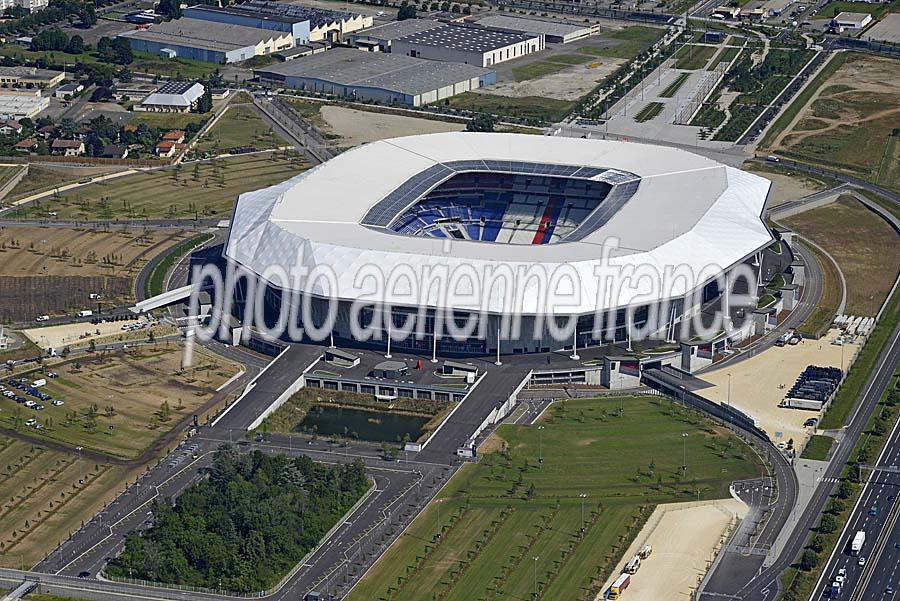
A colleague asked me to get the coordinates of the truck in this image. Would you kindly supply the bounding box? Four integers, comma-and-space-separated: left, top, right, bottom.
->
624, 555, 641, 574
851, 530, 865, 556
78, 310, 93, 317
781, 397, 824, 411
639, 544, 652, 559
609, 574, 630, 599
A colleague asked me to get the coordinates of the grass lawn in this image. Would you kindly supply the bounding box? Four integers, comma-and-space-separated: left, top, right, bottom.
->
0, 165, 23, 189
195, 105, 287, 153
10, 154, 306, 220
800, 434, 834, 460
634, 101, 664, 122
131, 51, 219, 79
348, 396, 763, 601
759, 53, 848, 150
773, 54, 900, 192
799, 243, 843, 337
587, 26, 664, 60
783, 196, 900, 315
446, 92, 576, 124
659, 72, 690, 98
1, 344, 238, 459
673, 44, 719, 70
0, 436, 128, 568
144, 232, 214, 298
6, 165, 123, 202
814, 0, 895, 18
129, 111, 210, 132
511, 60, 569, 82
710, 46, 741, 68
0, 46, 217, 79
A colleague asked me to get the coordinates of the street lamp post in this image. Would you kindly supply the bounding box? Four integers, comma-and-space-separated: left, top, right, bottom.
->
682, 433, 689, 474
532, 555, 539, 601
579, 492, 587, 538
538, 425, 544, 468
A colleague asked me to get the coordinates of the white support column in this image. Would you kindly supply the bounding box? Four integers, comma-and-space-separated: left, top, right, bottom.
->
570, 327, 580, 361
431, 321, 438, 364
329, 331, 335, 349
626, 319, 633, 352
385, 320, 392, 359
494, 327, 502, 366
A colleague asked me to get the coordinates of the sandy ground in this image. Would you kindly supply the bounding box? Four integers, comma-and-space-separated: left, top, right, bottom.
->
319, 106, 465, 147
865, 14, 900, 44
479, 58, 626, 101
744, 166, 828, 207
23, 318, 157, 348
597, 499, 747, 601
699, 329, 860, 445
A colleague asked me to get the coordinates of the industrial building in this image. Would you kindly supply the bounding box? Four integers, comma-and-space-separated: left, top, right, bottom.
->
118, 18, 293, 63
474, 15, 599, 43
391, 24, 544, 67
832, 11, 873, 29
0, 94, 49, 119
254, 47, 495, 106
0, 66, 64, 88
349, 19, 444, 52
0, 0, 47, 12
137, 81, 205, 112
225, 133, 774, 355
220, 0, 373, 42
183, 4, 312, 45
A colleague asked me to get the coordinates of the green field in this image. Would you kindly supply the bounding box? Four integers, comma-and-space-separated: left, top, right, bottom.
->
6, 165, 124, 202
814, 0, 893, 18
783, 196, 900, 315
11, 154, 306, 220
195, 105, 286, 153
129, 112, 210, 132
511, 60, 569, 82
446, 93, 576, 125
772, 53, 900, 193
759, 53, 848, 149
634, 102, 665, 122
673, 44, 719, 70
145, 233, 214, 298
800, 434, 834, 460
584, 26, 664, 60
659, 72, 690, 98
710, 46, 741, 68
349, 396, 763, 601
0, 46, 217, 79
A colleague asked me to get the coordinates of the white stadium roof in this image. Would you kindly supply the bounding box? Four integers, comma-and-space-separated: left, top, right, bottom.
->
225, 133, 773, 314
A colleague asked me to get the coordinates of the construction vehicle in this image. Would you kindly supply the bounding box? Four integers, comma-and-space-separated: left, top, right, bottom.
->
609, 574, 630, 599
624, 555, 641, 574
639, 544, 652, 559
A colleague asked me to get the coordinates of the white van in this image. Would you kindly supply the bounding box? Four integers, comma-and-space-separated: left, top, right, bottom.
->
78, 310, 93, 317
35, 315, 50, 322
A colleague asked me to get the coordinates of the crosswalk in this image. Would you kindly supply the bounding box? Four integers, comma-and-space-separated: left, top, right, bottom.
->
816, 476, 841, 484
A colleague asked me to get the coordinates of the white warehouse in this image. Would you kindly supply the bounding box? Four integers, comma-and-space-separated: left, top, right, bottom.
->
392, 23, 544, 67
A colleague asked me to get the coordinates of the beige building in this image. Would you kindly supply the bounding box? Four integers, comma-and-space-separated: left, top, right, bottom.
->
0, 66, 64, 88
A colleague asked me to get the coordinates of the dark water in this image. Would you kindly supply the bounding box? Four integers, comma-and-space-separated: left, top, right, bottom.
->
295, 405, 428, 442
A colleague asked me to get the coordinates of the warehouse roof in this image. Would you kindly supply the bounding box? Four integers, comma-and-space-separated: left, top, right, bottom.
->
119, 18, 288, 52
141, 81, 204, 107
185, 4, 303, 25
354, 18, 444, 41
242, 0, 364, 27
833, 11, 871, 23
395, 23, 538, 52
474, 14, 593, 38
255, 48, 493, 96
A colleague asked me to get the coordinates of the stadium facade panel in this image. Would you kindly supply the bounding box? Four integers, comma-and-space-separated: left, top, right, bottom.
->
223, 133, 773, 355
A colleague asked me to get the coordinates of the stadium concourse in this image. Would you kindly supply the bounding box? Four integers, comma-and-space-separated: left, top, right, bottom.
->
222, 132, 776, 356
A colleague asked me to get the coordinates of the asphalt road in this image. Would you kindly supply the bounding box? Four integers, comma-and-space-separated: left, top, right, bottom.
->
737, 318, 900, 601
808, 319, 900, 600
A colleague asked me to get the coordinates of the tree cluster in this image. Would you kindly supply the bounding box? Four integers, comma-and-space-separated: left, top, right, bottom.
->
106, 447, 369, 593
96, 36, 133, 65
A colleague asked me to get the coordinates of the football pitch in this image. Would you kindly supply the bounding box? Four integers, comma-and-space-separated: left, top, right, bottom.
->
348, 396, 763, 601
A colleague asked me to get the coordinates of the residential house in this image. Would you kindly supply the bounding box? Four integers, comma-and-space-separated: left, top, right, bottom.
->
0, 119, 23, 134
51, 139, 85, 156
14, 137, 37, 152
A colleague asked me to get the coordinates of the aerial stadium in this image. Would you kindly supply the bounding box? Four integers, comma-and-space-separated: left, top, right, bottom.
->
222, 132, 776, 356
